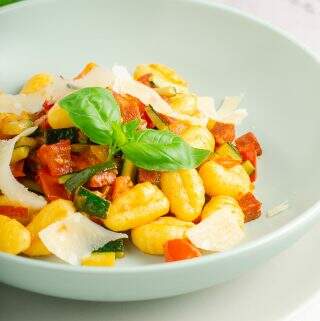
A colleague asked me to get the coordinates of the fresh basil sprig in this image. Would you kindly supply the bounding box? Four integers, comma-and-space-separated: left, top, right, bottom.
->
121, 129, 209, 171
59, 87, 210, 171
59, 87, 120, 145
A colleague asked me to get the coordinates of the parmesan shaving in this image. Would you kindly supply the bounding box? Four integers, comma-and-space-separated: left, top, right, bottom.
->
187, 208, 244, 252
39, 212, 128, 265
0, 127, 47, 209
267, 201, 289, 217
0, 92, 44, 115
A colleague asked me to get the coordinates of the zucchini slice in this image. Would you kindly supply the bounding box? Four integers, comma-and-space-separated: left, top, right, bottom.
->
144, 105, 169, 130
94, 239, 125, 258
215, 143, 242, 161
121, 159, 137, 181
10, 146, 30, 164
71, 144, 90, 153
45, 127, 78, 144
15, 136, 37, 149
20, 178, 44, 195
58, 173, 75, 184
74, 186, 110, 218
242, 160, 255, 176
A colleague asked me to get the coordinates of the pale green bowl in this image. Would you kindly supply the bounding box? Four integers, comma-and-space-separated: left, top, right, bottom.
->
1, 0, 320, 301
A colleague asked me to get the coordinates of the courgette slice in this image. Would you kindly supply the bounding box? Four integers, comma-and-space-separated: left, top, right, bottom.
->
64, 160, 116, 193
15, 136, 37, 149
94, 239, 125, 258
71, 144, 89, 153
144, 105, 169, 130
10, 146, 30, 164
215, 143, 242, 161
74, 186, 110, 218
20, 178, 44, 195
121, 159, 137, 181
58, 173, 76, 184
242, 160, 255, 176
44, 127, 78, 144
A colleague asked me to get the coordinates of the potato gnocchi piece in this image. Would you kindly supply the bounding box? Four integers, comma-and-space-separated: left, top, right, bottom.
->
20, 73, 53, 94
104, 182, 169, 232
181, 126, 215, 152
24, 199, 75, 257
0, 215, 31, 255
199, 160, 250, 200
161, 169, 205, 222
201, 195, 244, 227
47, 103, 74, 129
131, 217, 194, 255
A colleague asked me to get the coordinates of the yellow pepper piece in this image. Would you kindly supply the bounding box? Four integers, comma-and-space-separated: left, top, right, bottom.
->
47, 103, 74, 129
160, 169, 205, 221
81, 252, 116, 267
20, 73, 53, 94
131, 216, 194, 255
24, 199, 75, 257
104, 182, 169, 232
0, 215, 31, 255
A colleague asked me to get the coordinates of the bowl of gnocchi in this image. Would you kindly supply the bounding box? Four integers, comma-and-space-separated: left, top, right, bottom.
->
1, 0, 320, 301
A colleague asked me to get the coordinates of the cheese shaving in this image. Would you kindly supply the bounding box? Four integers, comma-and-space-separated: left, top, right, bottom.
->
39, 212, 128, 265
0, 127, 47, 209
0, 92, 44, 115
187, 208, 244, 252
267, 201, 289, 217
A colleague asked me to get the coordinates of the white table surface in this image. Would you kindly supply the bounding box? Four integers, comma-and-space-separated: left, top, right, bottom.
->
1, 1, 320, 320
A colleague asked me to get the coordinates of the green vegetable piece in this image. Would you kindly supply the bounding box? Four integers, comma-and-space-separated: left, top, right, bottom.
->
64, 160, 116, 193
71, 144, 89, 153
242, 160, 255, 176
58, 173, 75, 184
59, 87, 120, 145
20, 178, 43, 195
10, 146, 30, 164
144, 105, 169, 130
15, 136, 37, 149
44, 127, 78, 144
94, 239, 125, 258
216, 142, 242, 161
74, 186, 110, 219
121, 159, 137, 181
121, 129, 210, 171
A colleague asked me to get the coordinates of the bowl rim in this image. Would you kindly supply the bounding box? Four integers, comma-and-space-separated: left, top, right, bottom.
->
1, 0, 320, 274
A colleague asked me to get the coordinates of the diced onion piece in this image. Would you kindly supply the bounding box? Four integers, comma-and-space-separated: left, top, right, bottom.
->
0, 127, 47, 209
0, 92, 44, 115
39, 212, 127, 265
187, 209, 244, 252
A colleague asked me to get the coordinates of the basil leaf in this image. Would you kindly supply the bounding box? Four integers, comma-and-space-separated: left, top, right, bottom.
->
121, 129, 210, 171
59, 87, 120, 145
64, 160, 116, 193
122, 119, 140, 139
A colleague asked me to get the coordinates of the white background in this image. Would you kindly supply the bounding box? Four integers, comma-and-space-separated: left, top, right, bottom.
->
1, 1, 320, 320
